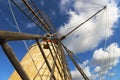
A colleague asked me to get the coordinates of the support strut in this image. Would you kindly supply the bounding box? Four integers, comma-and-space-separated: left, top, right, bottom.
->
0, 40, 30, 80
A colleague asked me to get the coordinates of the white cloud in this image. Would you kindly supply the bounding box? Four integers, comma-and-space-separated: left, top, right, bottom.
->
60, 0, 70, 12
60, 0, 74, 14
71, 60, 96, 80
92, 43, 120, 77
108, 72, 115, 76
59, 0, 120, 79
59, 0, 120, 53
94, 66, 101, 72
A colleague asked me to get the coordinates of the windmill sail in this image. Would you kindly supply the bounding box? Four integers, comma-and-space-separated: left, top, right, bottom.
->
0, 0, 118, 80
10, 0, 55, 33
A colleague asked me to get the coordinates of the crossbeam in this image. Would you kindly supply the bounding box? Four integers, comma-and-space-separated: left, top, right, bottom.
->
0, 30, 45, 41
0, 40, 30, 80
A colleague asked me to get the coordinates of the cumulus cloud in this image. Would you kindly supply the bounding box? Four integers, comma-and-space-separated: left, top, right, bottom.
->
92, 43, 120, 77
71, 60, 96, 80
60, 0, 73, 12
59, 0, 120, 79
108, 72, 115, 76
59, 0, 120, 53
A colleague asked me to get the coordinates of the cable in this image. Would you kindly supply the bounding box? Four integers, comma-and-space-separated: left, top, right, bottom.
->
30, 0, 56, 33
60, 6, 107, 40
77, 0, 104, 7
8, 0, 42, 79
10, 0, 47, 33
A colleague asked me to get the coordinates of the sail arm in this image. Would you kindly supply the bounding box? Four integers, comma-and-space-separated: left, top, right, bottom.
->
60, 6, 106, 40
0, 30, 45, 41
10, 0, 55, 33
62, 44, 89, 80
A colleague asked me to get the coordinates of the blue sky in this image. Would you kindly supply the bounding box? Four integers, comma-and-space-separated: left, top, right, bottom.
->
0, 0, 120, 80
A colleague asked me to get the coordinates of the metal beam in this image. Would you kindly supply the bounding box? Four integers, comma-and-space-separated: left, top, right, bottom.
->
0, 40, 30, 80
0, 30, 45, 41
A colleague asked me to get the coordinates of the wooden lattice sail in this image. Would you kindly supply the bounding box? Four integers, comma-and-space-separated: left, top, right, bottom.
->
0, 1, 107, 80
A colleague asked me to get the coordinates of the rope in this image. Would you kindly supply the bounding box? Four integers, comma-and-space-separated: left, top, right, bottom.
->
77, 0, 104, 7
8, 0, 21, 32
10, 0, 47, 33
106, 7, 113, 80
30, 0, 56, 33
60, 6, 106, 40
8, 0, 42, 79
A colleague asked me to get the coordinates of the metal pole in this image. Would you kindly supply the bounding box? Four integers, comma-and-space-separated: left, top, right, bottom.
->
0, 40, 30, 80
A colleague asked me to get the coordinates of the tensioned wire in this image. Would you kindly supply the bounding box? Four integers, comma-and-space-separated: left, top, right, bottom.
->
74, 0, 103, 7
30, 0, 56, 33
86, 7, 108, 79
61, 4, 106, 79
58, 6, 104, 35
101, 7, 109, 80
99, 7, 111, 80
61, 0, 109, 79
57, 0, 105, 36
85, 6, 105, 73
8, 0, 42, 79
98, 7, 108, 80
95, 6, 114, 80
10, 0, 48, 33
8, 0, 113, 79
59, 6, 105, 48
102, 6, 114, 80
106, 6, 114, 80
22, 0, 53, 34
60, 6, 105, 62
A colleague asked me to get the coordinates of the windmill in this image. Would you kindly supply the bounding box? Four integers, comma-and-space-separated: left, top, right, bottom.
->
0, 0, 111, 80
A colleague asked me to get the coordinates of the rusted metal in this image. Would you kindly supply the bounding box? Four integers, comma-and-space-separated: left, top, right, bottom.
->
0, 30, 45, 41
0, 40, 30, 80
